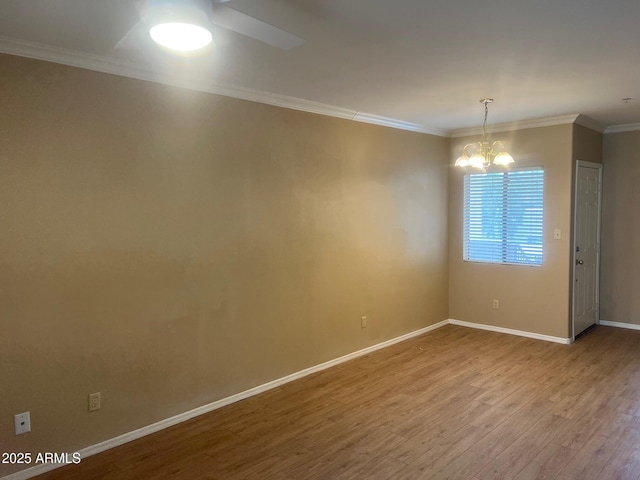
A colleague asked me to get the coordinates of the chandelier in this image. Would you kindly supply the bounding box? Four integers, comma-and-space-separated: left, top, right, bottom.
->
455, 99, 514, 169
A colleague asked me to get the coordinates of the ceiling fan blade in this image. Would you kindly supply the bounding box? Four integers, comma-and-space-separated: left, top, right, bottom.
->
210, 3, 305, 50
114, 1, 305, 52
115, 18, 151, 50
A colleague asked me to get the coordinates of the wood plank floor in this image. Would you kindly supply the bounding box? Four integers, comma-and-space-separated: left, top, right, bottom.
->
34, 325, 640, 480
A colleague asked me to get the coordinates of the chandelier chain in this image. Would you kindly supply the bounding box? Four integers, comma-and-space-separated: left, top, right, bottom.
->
483, 101, 488, 141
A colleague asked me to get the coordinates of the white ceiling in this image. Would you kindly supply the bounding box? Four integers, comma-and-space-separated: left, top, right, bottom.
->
1, 0, 640, 135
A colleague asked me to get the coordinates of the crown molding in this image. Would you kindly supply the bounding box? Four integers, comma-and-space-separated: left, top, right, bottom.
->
3, 36, 625, 139
451, 112, 610, 138
574, 114, 606, 133
604, 122, 640, 134
450, 114, 581, 138
352, 112, 448, 136
0, 36, 448, 137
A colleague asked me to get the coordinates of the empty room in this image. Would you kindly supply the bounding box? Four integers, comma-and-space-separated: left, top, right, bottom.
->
1, 1, 640, 479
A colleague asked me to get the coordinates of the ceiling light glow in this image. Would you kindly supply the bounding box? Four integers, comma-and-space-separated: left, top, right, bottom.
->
150, 22, 213, 52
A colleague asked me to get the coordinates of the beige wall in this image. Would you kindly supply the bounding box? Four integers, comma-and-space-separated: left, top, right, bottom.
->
0, 54, 449, 475
601, 131, 640, 325
572, 124, 603, 166
449, 124, 575, 338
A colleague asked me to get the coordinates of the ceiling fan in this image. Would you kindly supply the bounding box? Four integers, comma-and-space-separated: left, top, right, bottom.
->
116, 0, 305, 53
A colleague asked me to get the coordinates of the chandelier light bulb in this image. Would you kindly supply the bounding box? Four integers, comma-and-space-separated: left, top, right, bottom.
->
494, 151, 515, 166
469, 153, 486, 169
455, 155, 470, 167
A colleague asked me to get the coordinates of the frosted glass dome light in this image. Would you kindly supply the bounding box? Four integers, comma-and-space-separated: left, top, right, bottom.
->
150, 22, 212, 51
146, 0, 214, 52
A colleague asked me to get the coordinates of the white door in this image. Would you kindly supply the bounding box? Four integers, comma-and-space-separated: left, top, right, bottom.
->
572, 162, 602, 338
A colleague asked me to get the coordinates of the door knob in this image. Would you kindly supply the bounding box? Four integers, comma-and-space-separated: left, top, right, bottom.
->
576, 259, 584, 265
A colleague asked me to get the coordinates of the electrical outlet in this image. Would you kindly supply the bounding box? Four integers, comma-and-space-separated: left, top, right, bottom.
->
492, 299, 500, 310
88, 392, 101, 412
361, 316, 367, 328
14, 412, 31, 435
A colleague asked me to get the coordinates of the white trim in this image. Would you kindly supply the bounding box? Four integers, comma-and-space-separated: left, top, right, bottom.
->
599, 320, 640, 331
604, 123, 640, 134
450, 114, 581, 137
0, 36, 627, 139
0, 36, 447, 138
0, 320, 449, 480
448, 319, 571, 344
351, 112, 448, 136
574, 114, 606, 133
2, 317, 575, 479
450, 114, 607, 137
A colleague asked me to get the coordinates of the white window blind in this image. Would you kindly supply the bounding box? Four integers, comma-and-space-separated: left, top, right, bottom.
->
464, 168, 544, 266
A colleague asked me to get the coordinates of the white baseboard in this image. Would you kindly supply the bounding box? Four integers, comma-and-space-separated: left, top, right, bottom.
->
599, 320, 640, 331
448, 319, 572, 345
1, 319, 449, 480
4, 317, 576, 479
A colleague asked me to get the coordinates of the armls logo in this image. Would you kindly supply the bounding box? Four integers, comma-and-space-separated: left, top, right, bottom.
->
35, 452, 81, 464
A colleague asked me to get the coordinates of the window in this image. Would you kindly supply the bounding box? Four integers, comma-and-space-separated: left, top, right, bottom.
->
464, 168, 544, 266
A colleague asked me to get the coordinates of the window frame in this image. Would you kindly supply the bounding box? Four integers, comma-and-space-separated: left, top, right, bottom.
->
463, 166, 544, 267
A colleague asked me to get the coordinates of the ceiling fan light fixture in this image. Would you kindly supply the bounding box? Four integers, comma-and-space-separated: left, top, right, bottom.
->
147, 0, 214, 52
150, 22, 212, 51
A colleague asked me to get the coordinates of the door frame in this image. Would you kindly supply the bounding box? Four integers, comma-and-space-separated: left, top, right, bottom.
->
571, 160, 603, 340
